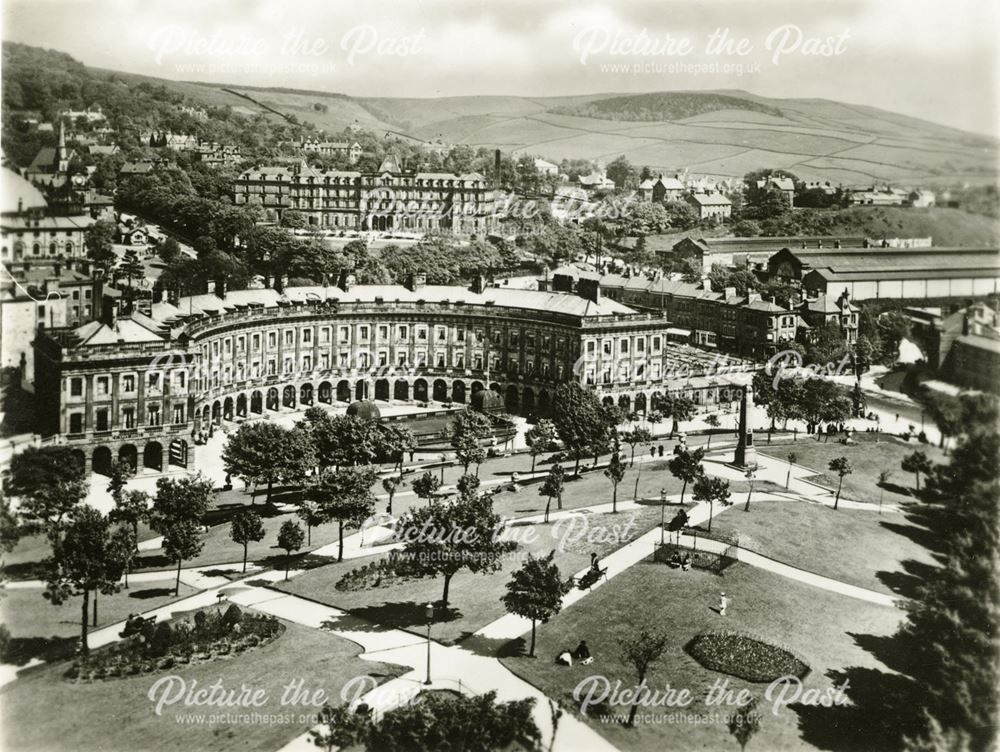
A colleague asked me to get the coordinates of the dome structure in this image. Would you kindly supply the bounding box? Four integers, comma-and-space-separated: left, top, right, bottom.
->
470, 389, 504, 414
1, 167, 47, 215
346, 399, 381, 421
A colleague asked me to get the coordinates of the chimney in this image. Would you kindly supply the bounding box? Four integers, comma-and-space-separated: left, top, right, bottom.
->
724, 286, 736, 299
747, 292, 762, 303
470, 273, 487, 294
53, 261, 62, 277
100, 294, 117, 327
215, 278, 227, 299
337, 269, 351, 292
962, 312, 971, 336
834, 240, 841, 249
576, 277, 601, 304
152, 284, 163, 304
405, 273, 426, 292
494, 149, 501, 187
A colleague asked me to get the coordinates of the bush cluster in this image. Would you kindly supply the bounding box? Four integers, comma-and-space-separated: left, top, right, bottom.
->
65, 605, 283, 682
685, 631, 809, 683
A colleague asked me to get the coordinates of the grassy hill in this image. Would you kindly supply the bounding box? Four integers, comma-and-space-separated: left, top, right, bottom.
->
74, 62, 1000, 185
783, 206, 1000, 246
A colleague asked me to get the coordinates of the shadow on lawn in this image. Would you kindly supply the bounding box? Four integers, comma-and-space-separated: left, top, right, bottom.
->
876, 558, 940, 600
128, 587, 175, 599
1, 635, 77, 666
322, 602, 462, 636
457, 633, 525, 658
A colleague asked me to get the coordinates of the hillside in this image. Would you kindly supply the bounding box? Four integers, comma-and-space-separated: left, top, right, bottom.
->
550, 92, 784, 121
761, 206, 1000, 247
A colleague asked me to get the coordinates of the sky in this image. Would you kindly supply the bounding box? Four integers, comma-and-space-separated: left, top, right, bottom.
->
3, 0, 998, 136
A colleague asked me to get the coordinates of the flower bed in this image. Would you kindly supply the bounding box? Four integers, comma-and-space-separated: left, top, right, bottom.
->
685, 631, 809, 683
65, 605, 284, 682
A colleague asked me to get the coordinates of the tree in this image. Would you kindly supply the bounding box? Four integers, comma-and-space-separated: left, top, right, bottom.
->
158, 236, 181, 264
901, 450, 932, 492
729, 697, 763, 752
667, 447, 705, 508
295, 499, 324, 546
44, 505, 126, 652
617, 627, 670, 727
16, 479, 87, 540
621, 427, 653, 467
118, 248, 145, 300
412, 471, 441, 503
367, 690, 540, 752
694, 473, 731, 532
222, 422, 316, 501
525, 419, 557, 473
230, 509, 265, 572
660, 394, 696, 437
605, 155, 637, 190
277, 520, 304, 580
85, 217, 116, 269
539, 463, 565, 523
395, 493, 512, 607
161, 519, 203, 595
786, 452, 798, 489
0, 494, 20, 552
501, 551, 573, 657
109, 489, 150, 548
107, 525, 138, 589
828, 457, 852, 510
106, 462, 135, 521
450, 411, 491, 474
381, 476, 401, 515
8, 445, 86, 500
456, 473, 481, 501
792, 379, 853, 433
310, 704, 370, 752
704, 414, 721, 449
604, 443, 627, 514
552, 383, 610, 475
309, 467, 377, 562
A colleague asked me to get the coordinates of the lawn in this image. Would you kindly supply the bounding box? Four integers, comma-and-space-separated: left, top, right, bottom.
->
692, 499, 939, 595
0, 619, 407, 752
760, 434, 947, 506
276, 506, 669, 646
1, 579, 198, 666
501, 560, 906, 752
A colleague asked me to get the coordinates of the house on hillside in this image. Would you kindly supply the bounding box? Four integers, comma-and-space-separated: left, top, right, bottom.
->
756, 176, 796, 204
534, 158, 559, 176
685, 193, 732, 221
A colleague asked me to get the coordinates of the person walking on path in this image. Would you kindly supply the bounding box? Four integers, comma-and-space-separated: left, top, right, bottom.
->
718, 592, 728, 616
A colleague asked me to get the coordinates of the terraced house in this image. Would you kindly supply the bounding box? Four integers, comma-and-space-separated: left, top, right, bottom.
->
234, 155, 495, 234
32, 275, 751, 474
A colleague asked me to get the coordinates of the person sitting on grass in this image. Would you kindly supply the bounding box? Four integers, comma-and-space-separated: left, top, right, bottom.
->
556, 650, 573, 666
681, 553, 691, 571
668, 551, 682, 568
572, 640, 593, 665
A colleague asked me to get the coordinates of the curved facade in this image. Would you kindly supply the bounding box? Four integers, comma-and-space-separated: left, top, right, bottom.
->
33, 281, 753, 473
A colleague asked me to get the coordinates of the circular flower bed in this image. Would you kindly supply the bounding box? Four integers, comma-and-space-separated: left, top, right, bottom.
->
685, 632, 809, 683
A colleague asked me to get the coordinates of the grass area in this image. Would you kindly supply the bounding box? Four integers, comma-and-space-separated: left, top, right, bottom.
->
276, 506, 668, 646
0, 619, 406, 752
761, 434, 946, 506
0, 579, 198, 666
694, 500, 938, 595
501, 560, 906, 752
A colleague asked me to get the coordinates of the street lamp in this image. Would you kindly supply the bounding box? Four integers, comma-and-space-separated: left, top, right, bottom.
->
659, 488, 667, 545
424, 602, 434, 685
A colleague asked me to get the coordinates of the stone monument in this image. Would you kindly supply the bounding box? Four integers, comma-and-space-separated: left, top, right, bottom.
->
733, 384, 759, 469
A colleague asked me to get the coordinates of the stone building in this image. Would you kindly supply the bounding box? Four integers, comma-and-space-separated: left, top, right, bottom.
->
32, 278, 752, 473
234, 156, 494, 234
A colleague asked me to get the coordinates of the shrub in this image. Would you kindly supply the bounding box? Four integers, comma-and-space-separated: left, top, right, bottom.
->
222, 604, 243, 628
686, 632, 809, 683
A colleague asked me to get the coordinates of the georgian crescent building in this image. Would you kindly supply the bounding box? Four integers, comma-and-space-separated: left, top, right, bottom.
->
234, 156, 495, 235
32, 276, 752, 475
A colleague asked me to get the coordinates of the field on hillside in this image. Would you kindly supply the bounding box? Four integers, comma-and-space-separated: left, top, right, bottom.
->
84, 70, 999, 185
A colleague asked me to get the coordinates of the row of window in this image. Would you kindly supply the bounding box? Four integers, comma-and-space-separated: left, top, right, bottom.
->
68, 403, 185, 433
585, 335, 664, 357
67, 370, 187, 399
200, 326, 573, 358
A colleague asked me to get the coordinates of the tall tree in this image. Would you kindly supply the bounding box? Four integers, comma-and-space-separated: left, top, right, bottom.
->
309, 467, 377, 562
222, 422, 316, 501
161, 519, 203, 596
395, 493, 512, 607
8, 445, 86, 499
539, 463, 565, 523
109, 489, 150, 549
667, 447, 705, 508
84, 217, 116, 269
501, 551, 573, 657
552, 383, 608, 475
230, 509, 265, 572
43, 505, 126, 653
902, 450, 933, 492
277, 520, 304, 580
295, 499, 325, 546
693, 473, 731, 533
450, 411, 491, 475
828, 457, 852, 510
617, 627, 671, 727
525, 419, 557, 473
604, 443, 627, 514
620, 427, 653, 467
412, 471, 441, 503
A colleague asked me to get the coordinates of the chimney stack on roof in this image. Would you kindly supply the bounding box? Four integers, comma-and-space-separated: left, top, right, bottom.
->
576, 277, 601, 304
405, 273, 426, 292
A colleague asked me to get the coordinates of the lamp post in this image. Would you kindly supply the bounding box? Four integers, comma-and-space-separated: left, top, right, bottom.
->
424, 602, 434, 685
659, 488, 667, 545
